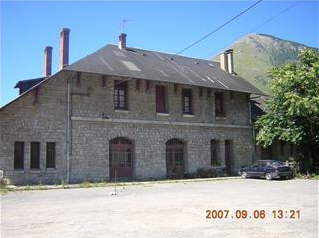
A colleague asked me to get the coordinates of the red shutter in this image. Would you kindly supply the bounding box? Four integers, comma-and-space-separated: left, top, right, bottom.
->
156, 86, 166, 113
215, 92, 224, 117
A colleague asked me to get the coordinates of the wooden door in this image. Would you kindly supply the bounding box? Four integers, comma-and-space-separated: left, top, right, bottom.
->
166, 139, 185, 178
109, 138, 133, 180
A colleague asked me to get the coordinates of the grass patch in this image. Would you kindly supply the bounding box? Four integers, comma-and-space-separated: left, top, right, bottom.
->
295, 173, 319, 180
4, 177, 238, 192
0, 183, 8, 195
80, 181, 94, 188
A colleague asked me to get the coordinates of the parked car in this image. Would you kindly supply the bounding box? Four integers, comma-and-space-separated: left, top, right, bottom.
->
239, 160, 293, 180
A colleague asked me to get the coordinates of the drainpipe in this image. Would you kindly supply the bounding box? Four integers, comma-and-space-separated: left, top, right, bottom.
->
248, 97, 256, 163
66, 75, 71, 183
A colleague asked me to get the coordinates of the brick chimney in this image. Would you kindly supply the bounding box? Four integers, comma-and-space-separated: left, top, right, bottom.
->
60, 28, 70, 69
118, 33, 127, 50
220, 51, 228, 72
226, 49, 234, 74
220, 49, 234, 74
44, 46, 52, 77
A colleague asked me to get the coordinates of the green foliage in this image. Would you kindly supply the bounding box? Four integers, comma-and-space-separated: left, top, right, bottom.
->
214, 34, 316, 93
80, 181, 93, 188
256, 49, 319, 169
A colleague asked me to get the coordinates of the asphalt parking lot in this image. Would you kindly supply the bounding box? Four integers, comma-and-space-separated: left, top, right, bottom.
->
1, 178, 318, 238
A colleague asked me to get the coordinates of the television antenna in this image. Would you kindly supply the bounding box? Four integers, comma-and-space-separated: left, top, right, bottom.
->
121, 18, 134, 32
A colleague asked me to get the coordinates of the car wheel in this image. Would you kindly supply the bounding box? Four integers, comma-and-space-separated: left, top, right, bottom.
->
241, 172, 248, 179
265, 173, 273, 181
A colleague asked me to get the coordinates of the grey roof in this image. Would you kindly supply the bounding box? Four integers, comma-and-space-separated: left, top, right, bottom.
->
14, 77, 45, 95
65, 44, 264, 95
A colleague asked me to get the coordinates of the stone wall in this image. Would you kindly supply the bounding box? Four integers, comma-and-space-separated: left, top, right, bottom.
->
70, 120, 253, 183
0, 72, 69, 184
0, 71, 253, 184
71, 72, 250, 126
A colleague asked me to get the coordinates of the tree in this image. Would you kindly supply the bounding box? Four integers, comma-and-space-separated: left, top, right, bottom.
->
256, 49, 319, 172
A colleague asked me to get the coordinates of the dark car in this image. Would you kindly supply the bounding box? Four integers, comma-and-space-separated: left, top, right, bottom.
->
239, 160, 293, 180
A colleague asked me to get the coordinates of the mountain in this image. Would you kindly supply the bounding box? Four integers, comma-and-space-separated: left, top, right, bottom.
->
214, 34, 317, 93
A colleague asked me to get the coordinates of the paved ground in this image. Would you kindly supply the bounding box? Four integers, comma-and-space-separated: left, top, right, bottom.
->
1, 179, 318, 238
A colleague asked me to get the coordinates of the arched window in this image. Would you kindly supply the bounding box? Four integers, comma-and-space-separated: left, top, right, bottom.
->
166, 139, 185, 178
109, 138, 134, 180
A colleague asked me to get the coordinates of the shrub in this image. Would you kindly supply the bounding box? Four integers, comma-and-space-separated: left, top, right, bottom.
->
80, 181, 93, 188
195, 168, 219, 178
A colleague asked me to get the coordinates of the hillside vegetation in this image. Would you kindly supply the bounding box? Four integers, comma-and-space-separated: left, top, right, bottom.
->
214, 34, 317, 93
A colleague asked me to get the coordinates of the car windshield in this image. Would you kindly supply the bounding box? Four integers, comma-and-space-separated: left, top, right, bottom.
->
253, 160, 283, 167
271, 161, 285, 167
255, 160, 272, 166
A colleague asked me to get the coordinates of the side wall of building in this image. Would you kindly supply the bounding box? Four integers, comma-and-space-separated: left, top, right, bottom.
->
0, 72, 69, 184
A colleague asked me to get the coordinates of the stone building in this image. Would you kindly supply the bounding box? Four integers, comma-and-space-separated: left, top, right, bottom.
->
250, 98, 298, 162
0, 28, 263, 184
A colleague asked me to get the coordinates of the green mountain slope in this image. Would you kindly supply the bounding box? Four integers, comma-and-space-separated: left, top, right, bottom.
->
214, 34, 317, 93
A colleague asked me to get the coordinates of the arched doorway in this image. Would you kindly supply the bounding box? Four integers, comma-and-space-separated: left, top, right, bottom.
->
109, 137, 134, 180
166, 139, 185, 178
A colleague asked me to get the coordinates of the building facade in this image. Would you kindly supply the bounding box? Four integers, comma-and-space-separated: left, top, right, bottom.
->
250, 99, 298, 162
0, 29, 262, 184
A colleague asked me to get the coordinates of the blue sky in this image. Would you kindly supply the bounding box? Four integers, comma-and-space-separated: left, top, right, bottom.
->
1, 0, 318, 106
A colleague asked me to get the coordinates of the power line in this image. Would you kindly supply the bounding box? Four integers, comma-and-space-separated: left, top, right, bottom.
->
71, 1, 267, 92
175, 0, 264, 55
250, 2, 298, 33
88, 1, 267, 92
208, 1, 299, 58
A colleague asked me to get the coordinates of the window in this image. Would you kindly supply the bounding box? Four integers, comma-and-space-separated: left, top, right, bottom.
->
207, 88, 211, 98
182, 89, 193, 114
114, 80, 127, 110
280, 141, 285, 156
290, 144, 294, 156
156, 85, 168, 113
199, 87, 203, 98
14, 142, 24, 170
46, 142, 56, 168
211, 140, 221, 167
215, 92, 225, 117
30, 142, 40, 169
136, 79, 141, 91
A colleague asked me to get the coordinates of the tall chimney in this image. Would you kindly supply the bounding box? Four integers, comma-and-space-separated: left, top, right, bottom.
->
118, 33, 127, 49
220, 51, 228, 72
44, 46, 52, 77
226, 49, 234, 74
60, 28, 70, 69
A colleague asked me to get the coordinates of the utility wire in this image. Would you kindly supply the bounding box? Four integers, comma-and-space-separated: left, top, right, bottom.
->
73, 1, 267, 92
175, 0, 264, 55
209, 1, 299, 58
250, 2, 298, 33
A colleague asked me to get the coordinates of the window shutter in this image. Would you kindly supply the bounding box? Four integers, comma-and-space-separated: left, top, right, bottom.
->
156, 85, 166, 113
14, 142, 24, 170
46, 142, 56, 169
30, 142, 40, 169
215, 92, 225, 117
